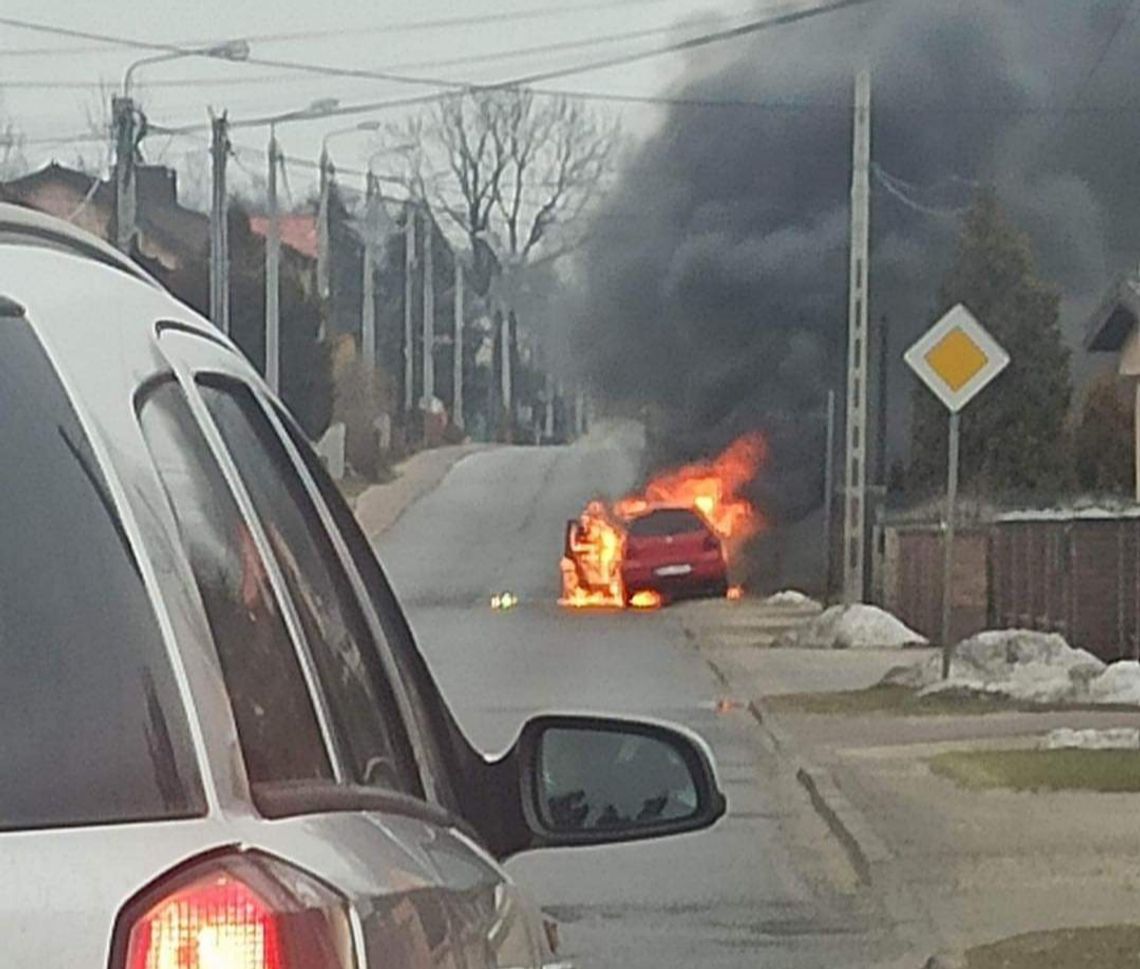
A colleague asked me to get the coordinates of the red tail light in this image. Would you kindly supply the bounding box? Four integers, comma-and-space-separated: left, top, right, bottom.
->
116, 852, 354, 969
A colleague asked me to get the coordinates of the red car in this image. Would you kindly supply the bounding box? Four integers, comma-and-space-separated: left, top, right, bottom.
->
620, 507, 728, 604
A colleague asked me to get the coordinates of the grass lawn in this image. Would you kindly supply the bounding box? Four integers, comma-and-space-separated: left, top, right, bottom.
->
762, 684, 1023, 717
929, 748, 1140, 792
964, 925, 1140, 969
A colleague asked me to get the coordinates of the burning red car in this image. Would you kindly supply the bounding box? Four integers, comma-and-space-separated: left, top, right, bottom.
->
559, 434, 766, 610
620, 506, 728, 604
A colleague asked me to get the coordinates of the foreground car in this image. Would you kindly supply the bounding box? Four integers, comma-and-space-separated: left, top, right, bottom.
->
0, 203, 725, 969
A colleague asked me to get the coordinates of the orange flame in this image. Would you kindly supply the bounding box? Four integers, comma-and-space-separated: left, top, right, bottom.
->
631, 432, 767, 560
559, 434, 767, 610
559, 501, 627, 608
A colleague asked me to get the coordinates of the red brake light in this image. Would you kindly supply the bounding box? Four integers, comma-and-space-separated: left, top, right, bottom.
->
117, 852, 353, 969
126, 875, 280, 969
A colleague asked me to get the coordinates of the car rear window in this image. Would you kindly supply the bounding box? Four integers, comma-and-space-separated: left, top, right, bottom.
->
0, 318, 203, 830
627, 508, 709, 537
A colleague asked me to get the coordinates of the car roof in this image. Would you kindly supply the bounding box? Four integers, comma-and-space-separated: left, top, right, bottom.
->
0, 201, 161, 290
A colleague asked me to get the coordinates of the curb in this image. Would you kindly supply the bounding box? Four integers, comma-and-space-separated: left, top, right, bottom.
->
701, 647, 891, 889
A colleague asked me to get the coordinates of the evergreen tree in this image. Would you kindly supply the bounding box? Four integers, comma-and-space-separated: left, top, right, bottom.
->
908, 191, 1071, 497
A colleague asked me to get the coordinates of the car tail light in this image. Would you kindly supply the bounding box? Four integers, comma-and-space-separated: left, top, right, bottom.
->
702, 533, 721, 553
116, 851, 354, 969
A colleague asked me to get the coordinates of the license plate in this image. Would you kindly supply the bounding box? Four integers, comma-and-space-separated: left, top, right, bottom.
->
655, 564, 692, 577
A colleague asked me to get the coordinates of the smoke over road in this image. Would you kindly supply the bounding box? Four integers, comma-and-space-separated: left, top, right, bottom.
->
570, 0, 1140, 536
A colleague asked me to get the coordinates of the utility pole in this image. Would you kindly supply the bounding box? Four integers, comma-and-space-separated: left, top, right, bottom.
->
824, 387, 836, 600
453, 260, 464, 430
500, 308, 513, 441
422, 212, 435, 407
877, 313, 889, 490
112, 95, 138, 254
317, 147, 332, 305
544, 371, 555, 440
265, 127, 281, 393
842, 68, 872, 604
403, 204, 416, 414
209, 111, 230, 333
361, 171, 378, 371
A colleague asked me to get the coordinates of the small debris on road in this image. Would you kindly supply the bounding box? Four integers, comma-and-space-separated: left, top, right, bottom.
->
490, 592, 518, 610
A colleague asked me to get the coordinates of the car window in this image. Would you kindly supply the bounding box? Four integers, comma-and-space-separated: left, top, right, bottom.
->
197, 377, 420, 796
0, 322, 203, 830
274, 407, 463, 813
137, 378, 334, 787
627, 509, 709, 537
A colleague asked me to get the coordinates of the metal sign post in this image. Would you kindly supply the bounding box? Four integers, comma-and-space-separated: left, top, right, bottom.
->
905, 303, 1009, 678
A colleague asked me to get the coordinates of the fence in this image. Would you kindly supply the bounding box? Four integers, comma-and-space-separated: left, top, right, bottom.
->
880, 509, 1140, 661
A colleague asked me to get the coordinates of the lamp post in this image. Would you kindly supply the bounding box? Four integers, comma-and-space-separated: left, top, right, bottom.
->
115, 39, 249, 255
261, 98, 340, 393
318, 120, 381, 304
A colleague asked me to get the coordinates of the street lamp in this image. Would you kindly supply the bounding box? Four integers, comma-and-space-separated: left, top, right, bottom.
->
113, 39, 250, 255
318, 119, 383, 301
262, 98, 340, 393
122, 39, 250, 97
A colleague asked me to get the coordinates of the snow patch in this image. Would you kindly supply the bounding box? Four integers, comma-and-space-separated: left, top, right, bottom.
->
1045, 727, 1140, 750
778, 604, 927, 650
763, 589, 820, 609
1088, 661, 1140, 705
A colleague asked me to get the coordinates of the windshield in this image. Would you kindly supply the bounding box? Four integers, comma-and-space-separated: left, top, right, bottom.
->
627, 509, 709, 537
0, 319, 202, 830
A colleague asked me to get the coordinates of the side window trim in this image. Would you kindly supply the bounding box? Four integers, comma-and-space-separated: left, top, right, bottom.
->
252, 394, 444, 806
169, 369, 350, 787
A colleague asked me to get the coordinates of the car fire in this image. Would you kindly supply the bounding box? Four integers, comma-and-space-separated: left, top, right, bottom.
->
559, 434, 767, 610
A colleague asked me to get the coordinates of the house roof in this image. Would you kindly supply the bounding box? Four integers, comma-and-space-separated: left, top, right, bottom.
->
0, 162, 208, 263
248, 213, 318, 261
1085, 271, 1140, 351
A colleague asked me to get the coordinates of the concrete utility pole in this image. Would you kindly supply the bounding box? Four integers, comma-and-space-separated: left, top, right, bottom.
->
209, 111, 230, 333
453, 260, 465, 430
843, 68, 872, 604
403, 204, 416, 413
544, 372, 555, 440
500, 309, 513, 438
361, 171, 379, 371
422, 214, 435, 407
824, 387, 837, 598
265, 127, 281, 393
317, 147, 332, 305
112, 95, 138, 254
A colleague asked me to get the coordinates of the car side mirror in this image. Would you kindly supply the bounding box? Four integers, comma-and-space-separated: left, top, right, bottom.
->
504, 715, 726, 852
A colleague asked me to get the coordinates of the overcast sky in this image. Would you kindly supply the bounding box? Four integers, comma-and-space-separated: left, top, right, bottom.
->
2, 0, 760, 199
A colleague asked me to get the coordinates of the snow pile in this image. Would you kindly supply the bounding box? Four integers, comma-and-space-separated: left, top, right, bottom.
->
1088, 660, 1140, 705
1045, 727, 1140, 750
778, 604, 927, 650
763, 589, 820, 610
919, 630, 1105, 704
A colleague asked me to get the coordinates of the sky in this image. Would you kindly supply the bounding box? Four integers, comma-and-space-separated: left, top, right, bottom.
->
1, 0, 763, 202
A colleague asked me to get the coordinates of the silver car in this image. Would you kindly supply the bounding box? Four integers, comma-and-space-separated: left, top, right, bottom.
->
0, 203, 725, 969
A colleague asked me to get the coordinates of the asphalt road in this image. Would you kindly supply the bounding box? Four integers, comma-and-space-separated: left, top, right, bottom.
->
378, 424, 888, 969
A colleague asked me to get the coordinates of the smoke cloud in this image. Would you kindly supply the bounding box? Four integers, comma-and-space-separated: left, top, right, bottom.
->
570, 0, 1140, 532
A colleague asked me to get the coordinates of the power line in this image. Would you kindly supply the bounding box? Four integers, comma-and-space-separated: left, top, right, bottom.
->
0, 0, 694, 57
1064, 0, 1138, 117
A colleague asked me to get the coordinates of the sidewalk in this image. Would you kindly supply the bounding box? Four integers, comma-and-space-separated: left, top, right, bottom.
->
353, 443, 487, 540
679, 599, 1140, 963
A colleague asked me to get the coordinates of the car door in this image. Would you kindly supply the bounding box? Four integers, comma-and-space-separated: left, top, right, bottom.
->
150, 324, 545, 969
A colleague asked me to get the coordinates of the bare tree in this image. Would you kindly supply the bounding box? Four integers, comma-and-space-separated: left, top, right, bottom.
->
386, 88, 618, 288
0, 95, 28, 181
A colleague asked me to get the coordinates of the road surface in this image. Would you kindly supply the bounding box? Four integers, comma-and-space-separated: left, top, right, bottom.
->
378, 424, 888, 969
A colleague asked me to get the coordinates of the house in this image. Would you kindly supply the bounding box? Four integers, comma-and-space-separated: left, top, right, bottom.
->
0, 162, 208, 274
1084, 270, 1140, 499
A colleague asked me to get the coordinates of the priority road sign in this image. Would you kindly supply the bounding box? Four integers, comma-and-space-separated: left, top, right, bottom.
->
904, 303, 1010, 679
904, 304, 1010, 413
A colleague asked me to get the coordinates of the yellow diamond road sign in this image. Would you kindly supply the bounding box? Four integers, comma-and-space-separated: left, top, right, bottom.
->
905, 304, 1009, 412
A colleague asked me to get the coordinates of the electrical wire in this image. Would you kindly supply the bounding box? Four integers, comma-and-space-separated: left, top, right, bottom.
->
0, 0, 695, 57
